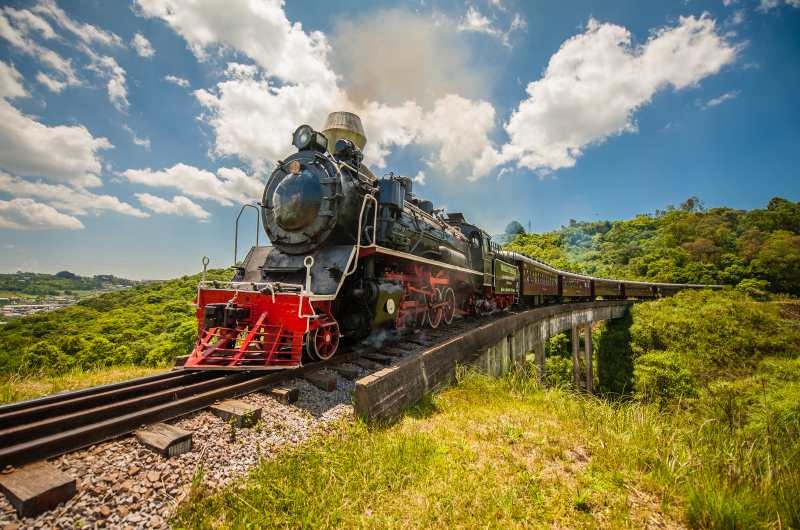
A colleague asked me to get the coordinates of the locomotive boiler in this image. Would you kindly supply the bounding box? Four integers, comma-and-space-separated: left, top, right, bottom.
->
185, 112, 717, 370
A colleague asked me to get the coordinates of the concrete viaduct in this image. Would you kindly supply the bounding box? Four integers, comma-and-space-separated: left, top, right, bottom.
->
354, 300, 631, 423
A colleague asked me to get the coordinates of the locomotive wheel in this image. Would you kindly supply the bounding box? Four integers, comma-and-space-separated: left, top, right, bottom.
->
442, 287, 456, 325
305, 321, 340, 361
428, 289, 444, 329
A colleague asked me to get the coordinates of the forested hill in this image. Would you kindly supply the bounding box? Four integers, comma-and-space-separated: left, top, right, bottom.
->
0, 271, 136, 297
0, 269, 230, 375
505, 197, 800, 295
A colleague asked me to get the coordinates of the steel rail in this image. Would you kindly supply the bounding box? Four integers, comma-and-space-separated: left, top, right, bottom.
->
0, 352, 366, 469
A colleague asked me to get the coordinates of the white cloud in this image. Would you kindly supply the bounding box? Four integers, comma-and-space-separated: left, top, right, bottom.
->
35, 71, 65, 92
132, 136, 151, 150
81, 45, 128, 112
131, 32, 154, 58
164, 74, 189, 87
0, 171, 148, 218
457, 6, 525, 47
502, 15, 739, 174
702, 90, 739, 109
1, 6, 57, 39
759, 0, 800, 9
121, 163, 263, 206
0, 198, 84, 230
0, 61, 111, 187
135, 193, 209, 220
723, 0, 736, 5
194, 65, 342, 170
0, 89, 112, 187
0, 10, 80, 86
413, 171, 426, 186
135, 0, 335, 87
32, 0, 122, 47
730, 9, 746, 25
0, 61, 27, 99
361, 95, 501, 180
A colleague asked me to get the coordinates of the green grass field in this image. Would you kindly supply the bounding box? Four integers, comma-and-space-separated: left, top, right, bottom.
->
0, 365, 166, 404
172, 365, 799, 529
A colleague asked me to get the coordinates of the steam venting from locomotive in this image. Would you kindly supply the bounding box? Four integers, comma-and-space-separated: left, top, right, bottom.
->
262, 112, 373, 255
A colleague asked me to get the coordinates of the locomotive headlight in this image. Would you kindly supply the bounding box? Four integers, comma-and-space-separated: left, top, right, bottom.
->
293, 125, 313, 150
292, 125, 328, 152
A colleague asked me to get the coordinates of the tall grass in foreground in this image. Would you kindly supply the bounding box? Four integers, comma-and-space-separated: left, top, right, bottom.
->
0, 364, 166, 404
173, 368, 800, 529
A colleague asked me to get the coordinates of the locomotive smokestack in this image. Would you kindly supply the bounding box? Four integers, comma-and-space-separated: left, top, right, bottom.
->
322, 111, 366, 152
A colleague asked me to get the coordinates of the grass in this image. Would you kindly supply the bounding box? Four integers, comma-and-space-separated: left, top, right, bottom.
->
174, 370, 683, 529
173, 365, 799, 529
0, 364, 166, 404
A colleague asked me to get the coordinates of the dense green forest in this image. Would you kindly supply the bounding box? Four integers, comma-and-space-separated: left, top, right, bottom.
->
0, 271, 136, 297
0, 269, 229, 375
506, 196, 800, 295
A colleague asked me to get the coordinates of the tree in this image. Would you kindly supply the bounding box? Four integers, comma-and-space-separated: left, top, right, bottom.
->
749, 231, 800, 295
504, 220, 525, 235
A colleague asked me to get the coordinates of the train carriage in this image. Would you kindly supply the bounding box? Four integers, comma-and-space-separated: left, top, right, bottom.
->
623, 281, 656, 299
560, 273, 592, 298
593, 278, 624, 299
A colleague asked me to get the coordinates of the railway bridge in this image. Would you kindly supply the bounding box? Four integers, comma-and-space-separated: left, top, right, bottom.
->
354, 300, 632, 422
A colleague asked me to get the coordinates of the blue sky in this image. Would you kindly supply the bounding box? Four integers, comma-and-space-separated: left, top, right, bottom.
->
0, 0, 798, 279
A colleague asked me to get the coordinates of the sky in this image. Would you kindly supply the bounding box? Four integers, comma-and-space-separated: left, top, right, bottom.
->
0, 0, 798, 279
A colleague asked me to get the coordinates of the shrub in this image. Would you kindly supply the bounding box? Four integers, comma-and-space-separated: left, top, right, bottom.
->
544, 356, 573, 388
633, 351, 696, 407
630, 290, 799, 380
735, 278, 771, 300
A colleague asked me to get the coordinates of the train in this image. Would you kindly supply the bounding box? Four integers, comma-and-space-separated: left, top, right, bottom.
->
186, 112, 716, 370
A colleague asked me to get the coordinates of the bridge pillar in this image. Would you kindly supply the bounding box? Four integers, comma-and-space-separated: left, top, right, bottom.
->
571, 326, 581, 389
533, 340, 545, 384
583, 323, 594, 394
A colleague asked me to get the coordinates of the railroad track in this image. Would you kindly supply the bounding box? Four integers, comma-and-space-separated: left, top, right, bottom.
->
0, 314, 491, 469
0, 360, 335, 468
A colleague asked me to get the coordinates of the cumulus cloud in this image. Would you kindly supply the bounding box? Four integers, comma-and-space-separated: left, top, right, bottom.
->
131, 32, 154, 58
0, 9, 80, 87
0, 100, 112, 187
0, 61, 27, 99
135, 2, 737, 184
2, 6, 57, 40
0, 198, 84, 230
502, 15, 739, 173
135, 0, 335, 87
35, 71, 65, 92
0, 61, 112, 187
0, 171, 148, 218
194, 64, 341, 169
164, 74, 189, 87
121, 163, 263, 206
81, 46, 129, 112
135, 193, 209, 220
360, 95, 501, 180
32, 0, 122, 47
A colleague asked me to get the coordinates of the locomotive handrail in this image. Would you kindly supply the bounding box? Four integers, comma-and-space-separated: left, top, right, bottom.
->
234, 203, 261, 266
344, 193, 378, 278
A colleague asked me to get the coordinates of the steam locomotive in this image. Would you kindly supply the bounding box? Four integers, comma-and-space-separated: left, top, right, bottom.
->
186, 112, 713, 370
